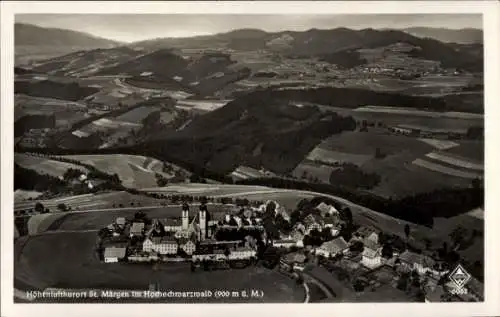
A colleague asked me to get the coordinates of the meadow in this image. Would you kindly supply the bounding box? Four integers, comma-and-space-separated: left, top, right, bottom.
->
62, 154, 174, 188
15, 153, 89, 178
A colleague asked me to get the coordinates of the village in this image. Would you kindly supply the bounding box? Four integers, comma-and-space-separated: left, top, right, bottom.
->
96, 197, 484, 303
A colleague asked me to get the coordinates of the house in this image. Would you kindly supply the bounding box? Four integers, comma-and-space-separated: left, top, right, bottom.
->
130, 222, 145, 237
143, 237, 178, 255
179, 239, 196, 255
103, 246, 127, 263
399, 251, 447, 276
272, 239, 297, 249
361, 247, 383, 269
315, 237, 349, 258
303, 214, 323, 234
316, 202, 339, 217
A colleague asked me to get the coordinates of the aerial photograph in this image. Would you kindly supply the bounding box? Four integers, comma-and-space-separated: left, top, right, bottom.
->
12, 13, 484, 303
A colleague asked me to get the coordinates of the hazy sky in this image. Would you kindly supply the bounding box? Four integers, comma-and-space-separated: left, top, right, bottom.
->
16, 14, 482, 43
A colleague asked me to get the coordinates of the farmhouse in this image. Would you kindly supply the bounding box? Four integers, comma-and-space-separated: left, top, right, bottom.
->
315, 237, 349, 258
398, 251, 447, 277
104, 245, 127, 263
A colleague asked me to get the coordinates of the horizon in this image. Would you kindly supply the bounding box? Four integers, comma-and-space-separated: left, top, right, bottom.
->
15, 14, 482, 43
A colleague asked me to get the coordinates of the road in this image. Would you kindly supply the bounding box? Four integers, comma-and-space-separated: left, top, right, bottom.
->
302, 273, 335, 300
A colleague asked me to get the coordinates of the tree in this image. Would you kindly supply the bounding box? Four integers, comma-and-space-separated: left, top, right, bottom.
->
404, 224, 410, 240
341, 207, 353, 224
34, 202, 45, 213
381, 243, 393, 258
353, 280, 365, 292
265, 201, 277, 216
349, 241, 364, 253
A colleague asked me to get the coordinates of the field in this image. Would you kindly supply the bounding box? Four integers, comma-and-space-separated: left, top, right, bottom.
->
353, 106, 483, 120
176, 100, 231, 112
306, 148, 372, 166
15, 191, 137, 212
418, 138, 459, 150
62, 154, 176, 188
317, 131, 433, 156
14, 190, 42, 201
363, 152, 473, 198
292, 161, 339, 183
15, 153, 89, 178
15, 93, 87, 124
115, 105, 162, 123
295, 131, 481, 198
14, 231, 305, 303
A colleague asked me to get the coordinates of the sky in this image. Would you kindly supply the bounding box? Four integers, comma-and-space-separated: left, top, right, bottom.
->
15, 14, 482, 43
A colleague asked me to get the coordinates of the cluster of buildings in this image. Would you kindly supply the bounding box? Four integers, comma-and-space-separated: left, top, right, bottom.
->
101, 203, 260, 264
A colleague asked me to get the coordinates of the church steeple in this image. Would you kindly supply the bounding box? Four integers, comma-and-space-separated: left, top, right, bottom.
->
182, 202, 189, 230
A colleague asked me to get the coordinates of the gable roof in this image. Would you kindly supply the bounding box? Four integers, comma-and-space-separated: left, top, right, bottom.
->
115, 217, 126, 225
362, 246, 382, 259
399, 251, 436, 268
163, 218, 182, 226
104, 246, 127, 259
319, 237, 349, 253
130, 222, 145, 234
283, 252, 307, 264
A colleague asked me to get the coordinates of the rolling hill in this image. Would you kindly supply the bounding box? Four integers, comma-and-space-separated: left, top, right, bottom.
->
15, 23, 122, 65
402, 27, 483, 44
130, 27, 482, 72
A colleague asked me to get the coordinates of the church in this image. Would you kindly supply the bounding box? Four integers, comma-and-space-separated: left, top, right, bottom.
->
160, 202, 213, 241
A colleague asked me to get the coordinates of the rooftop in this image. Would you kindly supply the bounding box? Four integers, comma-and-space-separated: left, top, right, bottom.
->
104, 246, 127, 259
362, 247, 382, 259
319, 237, 349, 254
130, 222, 145, 234
399, 251, 436, 268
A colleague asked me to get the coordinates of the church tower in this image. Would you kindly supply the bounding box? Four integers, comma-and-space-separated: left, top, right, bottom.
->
199, 204, 207, 241
182, 202, 189, 231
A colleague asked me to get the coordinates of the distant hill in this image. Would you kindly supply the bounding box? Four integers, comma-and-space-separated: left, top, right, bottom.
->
402, 27, 483, 44
15, 23, 122, 65
130, 27, 482, 72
